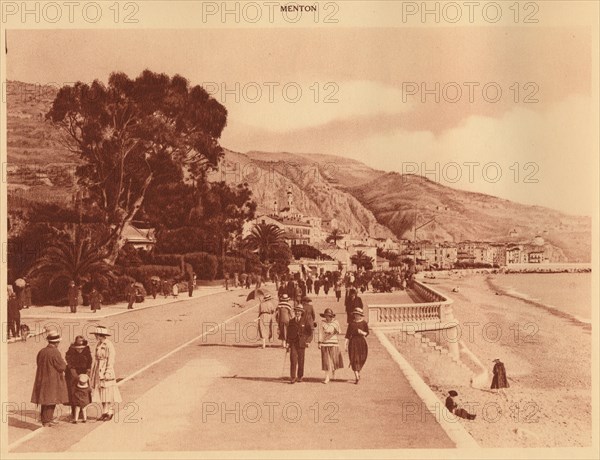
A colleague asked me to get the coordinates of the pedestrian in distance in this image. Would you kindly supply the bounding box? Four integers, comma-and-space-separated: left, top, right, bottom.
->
445, 390, 476, 420
318, 308, 344, 384
257, 294, 275, 349
224, 272, 230, 291
286, 304, 313, 384
89, 287, 103, 313
491, 358, 509, 399
345, 308, 369, 384
162, 279, 170, 299
334, 279, 342, 302
7, 290, 21, 340
172, 281, 179, 298
150, 280, 159, 299
67, 280, 79, 313
125, 282, 136, 309
275, 294, 293, 347
65, 335, 92, 420
22, 280, 32, 309
71, 374, 92, 423
31, 330, 69, 427
90, 326, 122, 421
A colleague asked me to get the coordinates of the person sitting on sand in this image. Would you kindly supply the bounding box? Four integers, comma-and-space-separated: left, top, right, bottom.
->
445, 390, 476, 420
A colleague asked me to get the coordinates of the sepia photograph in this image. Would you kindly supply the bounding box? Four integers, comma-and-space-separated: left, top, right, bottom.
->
1, 1, 598, 458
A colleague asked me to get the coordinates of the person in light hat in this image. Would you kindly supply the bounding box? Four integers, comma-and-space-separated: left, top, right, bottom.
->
89, 326, 122, 421
344, 308, 369, 384
71, 374, 92, 423
285, 304, 314, 384
31, 330, 69, 426
275, 294, 293, 347
257, 294, 275, 349
318, 308, 344, 384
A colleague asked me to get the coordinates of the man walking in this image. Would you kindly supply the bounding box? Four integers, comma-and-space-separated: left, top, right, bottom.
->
31, 330, 69, 426
67, 281, 79, 313
7, 290, 21, 339
126, 282, 136, 309
285, 305, 313, 384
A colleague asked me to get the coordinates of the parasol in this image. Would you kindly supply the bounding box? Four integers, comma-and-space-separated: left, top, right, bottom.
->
246, 288, 272, 302
14, 278, 26, 288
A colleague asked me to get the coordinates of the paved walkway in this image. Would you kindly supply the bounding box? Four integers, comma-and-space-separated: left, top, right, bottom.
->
9, 288, 455, 452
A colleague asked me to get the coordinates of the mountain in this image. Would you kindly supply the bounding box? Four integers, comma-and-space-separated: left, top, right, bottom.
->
5, 81, 591, 261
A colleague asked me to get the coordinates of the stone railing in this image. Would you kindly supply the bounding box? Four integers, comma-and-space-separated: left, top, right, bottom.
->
368, 281, 459, 358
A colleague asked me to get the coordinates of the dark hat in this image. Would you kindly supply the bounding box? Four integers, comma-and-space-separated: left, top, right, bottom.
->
73, 336, 88, 349
46, 330, 61, 343
320, 308, 336, 318
301, 297, 312, 303
448, 390, 458, 397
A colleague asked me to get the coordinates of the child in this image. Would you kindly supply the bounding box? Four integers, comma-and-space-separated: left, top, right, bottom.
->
72, 374, 92, 423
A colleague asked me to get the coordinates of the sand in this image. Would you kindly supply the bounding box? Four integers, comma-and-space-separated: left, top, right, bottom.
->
389, 272, 592, 448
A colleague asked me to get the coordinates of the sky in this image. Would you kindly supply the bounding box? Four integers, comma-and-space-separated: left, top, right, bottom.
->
6, 20, 597, 216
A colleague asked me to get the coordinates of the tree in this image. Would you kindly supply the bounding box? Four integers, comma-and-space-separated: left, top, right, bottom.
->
351, 250, 374, 270
244, 223, 287, 263
326, 229, 343, 246
46, 70, 228, 264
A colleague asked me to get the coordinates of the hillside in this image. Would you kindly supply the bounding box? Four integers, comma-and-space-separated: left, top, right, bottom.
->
5, 80, 591, 262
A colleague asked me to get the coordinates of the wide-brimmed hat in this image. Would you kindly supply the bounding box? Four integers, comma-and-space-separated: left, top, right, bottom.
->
262, 294, 272, 301
448, 390, 458, 397
77, 374, 89, 389
279, 294, 290, 301
46, 330, 61, 343
352, 308, 364, 316
72, 336, 88, 349
320, 308, 336, 318
92, 326, 111, 337
301, 297, 312, 304
293, 305, 304, 312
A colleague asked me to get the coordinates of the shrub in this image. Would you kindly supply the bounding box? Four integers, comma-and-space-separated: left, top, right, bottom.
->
149, 254, 184, 268
184, 252, 219, 280
125, 265, 182, 289
222, 256, 246, 276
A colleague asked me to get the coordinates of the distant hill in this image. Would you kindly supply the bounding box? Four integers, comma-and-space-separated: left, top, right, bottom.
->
6, 80, 591, 261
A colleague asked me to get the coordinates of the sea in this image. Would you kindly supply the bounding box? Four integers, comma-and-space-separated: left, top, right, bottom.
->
491, 273, 592, 323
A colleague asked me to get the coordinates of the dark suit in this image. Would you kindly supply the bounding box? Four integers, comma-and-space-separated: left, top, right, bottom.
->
286, 314, 313, 381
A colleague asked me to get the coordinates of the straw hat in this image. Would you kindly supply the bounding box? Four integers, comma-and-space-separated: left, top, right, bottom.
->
293, 305, 304, 312
92, 326, 111, 337
279, 294, 290, 301
76, 374, 89, 389
262, 294, 272, 301
352, 308, 364, 316
46, 330, 61, 343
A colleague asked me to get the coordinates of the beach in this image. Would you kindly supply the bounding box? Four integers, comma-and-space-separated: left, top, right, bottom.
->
389, 272, 592, 448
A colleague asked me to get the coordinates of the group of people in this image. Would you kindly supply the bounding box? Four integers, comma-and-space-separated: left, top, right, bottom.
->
257, 293, 370, 385
31, 326, 122, 426
224, 272, 263, 291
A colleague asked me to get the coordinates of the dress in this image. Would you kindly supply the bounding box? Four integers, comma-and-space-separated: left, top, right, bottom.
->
65, 345, 92, 406
345, 320, 369, 371
318, 320, 344, 371
72, 386, 92, 408
90, 340, 122, 403
491, 361, 509, 389
257, 299, 275, 340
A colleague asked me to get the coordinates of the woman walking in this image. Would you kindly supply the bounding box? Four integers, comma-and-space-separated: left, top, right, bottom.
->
491, 358, 509, 398
90, 326, 122, 421
345, 308, 369, 384
275, 294, 293, 347
257, 294, 275, 349
318, 308, 344, 384
65, 336, 92, 421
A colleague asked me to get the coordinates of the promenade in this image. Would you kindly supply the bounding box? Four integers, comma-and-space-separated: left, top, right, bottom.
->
8, 286, 456, 452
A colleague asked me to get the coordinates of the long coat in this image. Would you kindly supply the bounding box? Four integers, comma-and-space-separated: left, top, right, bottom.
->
286, 314, 314, 348
65, 345, 92, 405
31, 345, 69, 405
491, 361, 509, 389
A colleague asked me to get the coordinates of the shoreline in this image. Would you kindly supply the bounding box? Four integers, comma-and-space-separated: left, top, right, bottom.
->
391, 272, 592, 448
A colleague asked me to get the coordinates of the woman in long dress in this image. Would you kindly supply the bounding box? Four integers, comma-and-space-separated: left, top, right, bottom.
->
318, 308, 344, 384
257, 294, 275, 349
89, 326, 122, 420
345, 307, 369, 384
491, 358, 509, 398
65, 335, 92, 420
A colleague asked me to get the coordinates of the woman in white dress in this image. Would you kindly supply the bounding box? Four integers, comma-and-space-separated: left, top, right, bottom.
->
89, 325, 122, 421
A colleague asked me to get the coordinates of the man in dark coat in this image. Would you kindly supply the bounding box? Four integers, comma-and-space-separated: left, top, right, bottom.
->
286, 305, 313, 384
31, 331, 69, 426
125, 282, 136, 309
67, 281, 79, 313
7, 291, 21, 339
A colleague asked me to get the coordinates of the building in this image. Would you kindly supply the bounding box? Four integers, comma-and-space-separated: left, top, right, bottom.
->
123, 223, 156, 251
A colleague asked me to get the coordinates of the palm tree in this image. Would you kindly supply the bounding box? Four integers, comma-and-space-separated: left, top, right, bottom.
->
28, 229, 114, 288
243, 223, 287, 263
351, 250, 374, 270
326, 229, 343, 246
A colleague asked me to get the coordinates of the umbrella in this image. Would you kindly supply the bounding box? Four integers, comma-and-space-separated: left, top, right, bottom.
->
246, 288, 272, 302
14, 278, 26, 288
